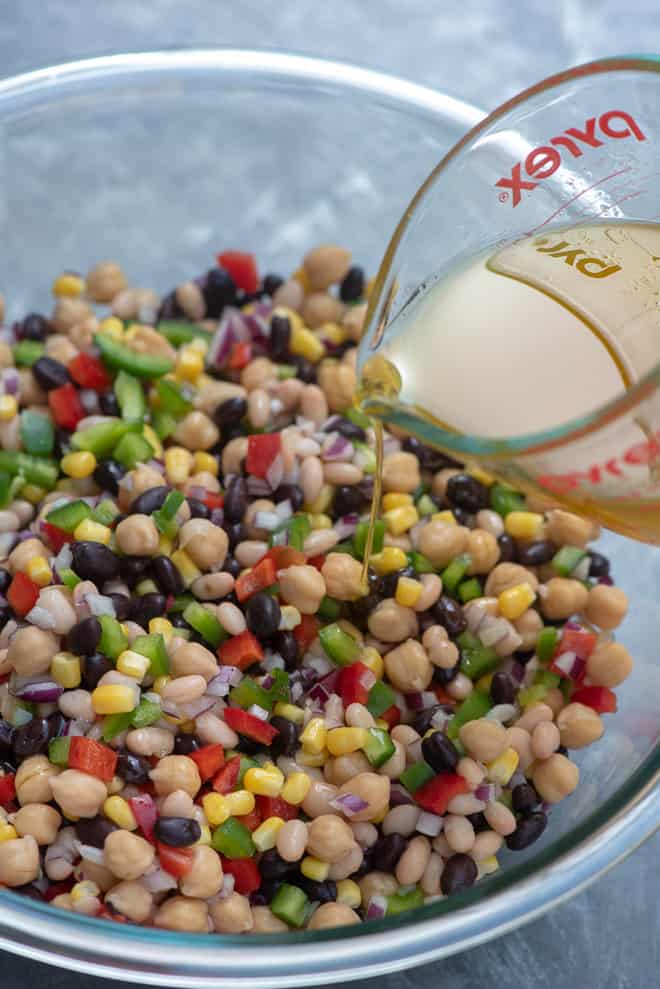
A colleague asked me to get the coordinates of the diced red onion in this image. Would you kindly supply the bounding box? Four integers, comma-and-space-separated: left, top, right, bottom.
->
382, 435, 401, 456
79, 389, 99, 413
405, 690, 437, 712
217, 873, 236, 899
16, 530, 34, 542
275, 499, 293, 522
464, 599, 491, 634
24, 605, 57, 631
0, 368, 19, 395
210, 666, 243, 686
0, 532, 18, 557
475, 783, 500, 803
321, 434, 353, 461
302, 654, 333, 679
52, 543, 73, 572
142, 865, 178, 893
486, 703, 517, 723
321, 415, 343, 432
73, 842, 105, 865
253, 511, 281, 531
307, 683, 330, 707
263, 651, 285, 672
265, 452, 285, 491
598, 575, 614, 586
416, 811, 443, 837
84, 593, 116, 617
146, 458, 165, 475
553, 650, 585, 680
65, 719, 90, 737
244, 477, 268, 498
329, 792, 369, 817
366, 895, 387, 920
166, 696, 215, 721
430, 707, 451, 730
247, 704, 269, 722
479, 616, 512, 647
333, 514, 360, 540
14, 679, 63, 703
408, 519, 426, 549
389, 783, 414, 806
509, 770, 527, 789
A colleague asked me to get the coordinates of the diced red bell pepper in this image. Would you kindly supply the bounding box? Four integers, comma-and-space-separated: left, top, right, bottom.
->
221, 855, 261, 895
202, 492, 224, 511
96, 905, 128, 923
158, 843, 194, 878
235, 808, 262, 832
228, 341, 252, 370
235, 556, 277, 603
415, 772, 469, 816
292, 614, 319, 653
263, 546, 306, 570
246, 432, 281, 480
129, 793, 158, 842
190, 743, 225, 782
339, 661, 376, 708
0, 773, 16, 808
433, 686, 456, 707
217, 250, 259, 295
43, 878, 75, 901
380, 704, 401, 729
212, 754, 241, 794
571, 685, 618, 714
255, 795, 299, 822
48, 382, 86, 430
218, 630, 264, 672
556, 626, 598, 661
68, 736, 118, 782
41, 521, 72, 553
306, 554, 327, 571
7, 572, 40, 617
222, 707, 279, 745
67, 353, 111, 392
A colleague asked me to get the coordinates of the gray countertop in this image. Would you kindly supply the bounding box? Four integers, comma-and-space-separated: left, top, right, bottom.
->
2, 2, 659, 986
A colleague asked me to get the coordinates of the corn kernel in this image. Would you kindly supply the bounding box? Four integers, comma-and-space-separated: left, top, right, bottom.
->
0, 824, 18, 843
170, 549, 202, 587
73, 519, 111, 545
384, 504, 419, 536
374, 719, 389, 731
116, 649, 151, 680
359, 646, 384, 679
382, 492, 413, 512
99, 316, 124, 339
190, 337, 209, 356
164, 447, 193, 485
158, 533, 174, 556
273, 702, 305, 725
301, 856, 330, 881
477, 855, 500, 878
92, 684, 138, 715
193, 451, 218, 477
300, 717, 327, 755
0, 395, 18, 421
103, 795, 137, 831
61, 451, 97, 479
486, 747, 520, 786
143, 424, 163, 459
296, 749, 327, 768
292, 266, 312, 292
51, 652, 81, 689
432, 510, 457, 526
25, 556, 52, 587
52, 273, 85, 298
369, 547, 408, 576
149, 618, 173, 641
20, 484, 46, 504
395, 576, 423, 608
197, 824, 212, 846
224, 790, 255, 817
305, 484, 334, 514
290, 325, 325, 363
318, 322, 347, 346
498, 582, 536, 621
252, 816, 286, 852
309, 513, 332, 530
70, 880, 101, 904
336, 879, 361, 908
504, 511, 544, 541
467, 466, 496, 487
244, 766, 284, 797
176, 348, 204, 383
326, 727, 368, 756
280, 771, 311, 805
202, 793, 230, 828
475, 672, 494, 695
278, 605, 301, 631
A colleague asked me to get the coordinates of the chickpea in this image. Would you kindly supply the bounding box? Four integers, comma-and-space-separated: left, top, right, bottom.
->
381, 451, 421, 494
104, 830, 155, 880
179, 845, 224, 899
431, 468, 460, 501
76, 859, 116, 894
418, 520, 467, 569
320, 554, 364, 602
53, 296, 93, 332
532, 753, 579, 803
160, 789, 195, 819
531, 720, 561, 760
170, 640, 218, 681
301, 780, 340, 818
327, 841, 364, 880
586, 641, 633, 688
35, 586, 77, 635
50, 770, 107, 819
150, 755, 201, 797
45, 333, 78, 364
422, 624, 459, 669
338, 773, 390, 823
175, 280, 206, 320
540, 578, 588, 620
210, 892, 253, 934
485, 563, 539, 597
585, 585, 628, 630
446, 672, 473, 701
12, 803, 61, 844
116, 514, 159, 557
303, 293, 345, 329
250, 906, 289, 933
86, 261, 127, 302
126, 727, 175, 759
413, 573, 443, 613
241, 356, 276, 391
544, 509, 594, 548
383, 638, 432, 692
544, 687, 565, 718
308, 902, 360, 930
303, 244, 352, 290
154, 895, 209, 932
368, 599, 418, 644
513, 607, 543, 651
506, 726, 534, 772
118, 465, 163, 510
514, 702, 554, 734
306, 814, 355, 863
278, 564, 326, 614
0, 835, 40, 887
276, 820, 309, 863
345, 704, 375, 729
351, 822, 378, 849
272, 278, 304, 311
191, 572, 235, 601
15, 755, 60, 806
459, 719, 508, 763
126, 323, 175, 361
105, 880, 153, 924
178, 519, 229, 571
556, 702, 604, 749
466, 529, 500, 575
358, 871, 398, 907
7, 625, 59, 677
329, 752, 371, 785
244, 498, 277, 540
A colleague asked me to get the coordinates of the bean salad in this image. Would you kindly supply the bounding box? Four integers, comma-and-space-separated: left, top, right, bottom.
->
0, 246, 632, 933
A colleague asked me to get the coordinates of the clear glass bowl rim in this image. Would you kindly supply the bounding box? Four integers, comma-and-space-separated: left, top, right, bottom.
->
0, 47, 655, 988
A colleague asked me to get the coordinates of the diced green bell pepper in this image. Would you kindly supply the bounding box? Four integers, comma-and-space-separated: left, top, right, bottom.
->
354, 519, 385, 557
518, 684, 548, 707
352, 441, 377, 474
415, 494, 437, 518
317, 596, 341, 620
386, 886, 425, 915
229, 677, 272, 712
490, 483, 526, 517
0, 450, 58, 489
552, 545, 587, 577
91, 500, 120, 526
114, 371, 146, 422
400, 760, 435, 793
408, 551, 435, 575
319, 623, 360, 666
236, 755, 260, 787
271, 883, 309, 928
441, 553, 472, 596
366, 680, 396, 718
20, 410, 54, 456
183, 601, 227, 647
0, 470, 11, 507
458, 577, 482, 603
131, 633, 169, 678
534, 669, 561, 690
71, 420, 139, 458
151, 407, 177, 440
59, 568, 80, 589
345, 406, 371, 430
362, 727, 395, 768
47, 498, 92, 532
536, 626, 559, 663
13, 340, 44, 366
48, 736, 71, 766
102, 710, 135, 741
153, 490, 185, 536
113, 431, 154, 469
447, 690, 492, 739
168, 594, 194, 613
131, 697, 162, 729
156, 378, 193, 417
95, 333, 174, 378
276, 364, 297, 379
211, 817, 255, 858
157, 320, 212, 347
457, 630, 499, 681
98, 615, 128, 660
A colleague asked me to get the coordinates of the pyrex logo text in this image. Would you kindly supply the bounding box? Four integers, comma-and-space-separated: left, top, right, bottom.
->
495, 110, 646, 207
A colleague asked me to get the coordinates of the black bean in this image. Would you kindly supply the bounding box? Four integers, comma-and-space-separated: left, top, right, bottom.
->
129, 486, 170, 516
187, 497, 211, 520
440, 853, 478, 895
214, 396, 248, 427
245, 593, 281, 640
157, 292, 183, 321
67, 616, 101, 657
151, 555, 185, 596
108, 593, 131, 622
19, 313, 50, 342
116, 749, 152, 784
262, 274, 284, 297
251, 878, 283, 905
222, 555, 242, 579
99, 391, 121, 417
296, 877, 337, 904
119, 555, 152, 586
431, 595, 467, 639
348, 591, 380, 625
273, 484, 304, 512
12, 718, 50, 759
273, 630, 299, 670
75, 815, 117, 848
92, 458, 125, 496
377, 567, 415, 600
557, 745, 569, 757
268, 716, 299, 758
497, 533, 516, 563
466, 812, 489, 833
47, 712, 66, 740
0, 568, 11, 594
452, 506, 474, 527
490, 671, 516, 706
588, 551, 610, 578
402, 435, 461, 472
339, 266, 365, 302
131, 593, 166, 627
235, 735, 262, 756
446, 473, 489, 513
32, 356, 70, 391
223, 476, 247, 523
174, 732, 202, 755
506, 811, 547, 850
204, 267, 236, 317
269, 314, 291, 361
371, 833, 407, 872
333, 484, 366, 517
0, 719, 15, 760
224, 521, 247, 551
154, 816, 201, 847
53, 427, 72, 459
421, 731, 459, 773
259, 848, 295, 879
290, 355, 316, 384
511, 783, 540, 816
71, 542, 120, 584
0, 604, 11, 630
81, 653, 113, 691
12, 883, 44, 901
335, 418, 367, 443
169, 613, 192, 632
516, 540, 556, 567
412, 704, 453, 737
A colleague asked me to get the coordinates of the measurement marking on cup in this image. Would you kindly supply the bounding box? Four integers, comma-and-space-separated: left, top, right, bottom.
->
600, 189, 645, 213
527, 166, 633, 235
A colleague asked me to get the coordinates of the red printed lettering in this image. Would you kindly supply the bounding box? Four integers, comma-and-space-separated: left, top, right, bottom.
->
525, 146, 561, 179
537, 465, 602, 494
623, 439, 660, 466
495, 163, 537, 207
562, 117, 603, 152
599, 110, 646, 142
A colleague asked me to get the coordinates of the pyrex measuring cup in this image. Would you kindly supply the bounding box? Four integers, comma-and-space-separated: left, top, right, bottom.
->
357, 56, 660, 542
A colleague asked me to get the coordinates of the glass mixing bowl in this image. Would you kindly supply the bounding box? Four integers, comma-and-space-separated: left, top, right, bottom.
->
0, 48, 656, 988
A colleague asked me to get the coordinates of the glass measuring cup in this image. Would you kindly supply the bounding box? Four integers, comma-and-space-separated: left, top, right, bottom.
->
357, 56, 660, 543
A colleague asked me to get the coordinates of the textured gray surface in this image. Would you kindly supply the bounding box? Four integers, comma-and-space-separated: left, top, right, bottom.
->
1, 2, 659, 986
